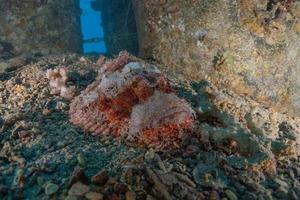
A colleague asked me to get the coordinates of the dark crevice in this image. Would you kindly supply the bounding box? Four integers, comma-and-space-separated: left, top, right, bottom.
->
91, 0, 139, 56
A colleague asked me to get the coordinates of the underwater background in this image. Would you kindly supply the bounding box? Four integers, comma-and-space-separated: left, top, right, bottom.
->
80, 0, 139, 56
80, 0, 106, 54
0, 0, 300, 199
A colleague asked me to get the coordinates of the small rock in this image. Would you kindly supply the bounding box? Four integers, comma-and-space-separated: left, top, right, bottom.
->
36, 177, 45, 186
166, 3, 180, 13
183, 145, 200, 156
69, 167, 88, 187
91, 170, 109, 185
0, 184, 8, 197
68, 182, 90, 196
8, 57, 26, 71
209, 190, 220, 200
242, 192, 257, 199
144, 149, 155, 161
0, 62, 9, 74
0, 117, 4, 131
77, 153, 86, 167
12, 188, 23, 199
146, 195, 156, 200
109, 193, 119, 200
125, 190, 136, 200
0, 43, 3, 53
45, 182, 59, 195
42, 109, 51, 116
125, 168, 133, 184
294, 21, 300, 33
225, 190, 237, 200
289, 190, 298, 200
65, 195, 78, 200
274, 178, 289, 189
85, 192, 104, 200
275, 186, 289, 198
197, 192, 205, 200
114, 183, 127, 194
13, 168, 25, 187
79, 57, 86, 62
106, 177, 118, 185
159, 0, 167, 5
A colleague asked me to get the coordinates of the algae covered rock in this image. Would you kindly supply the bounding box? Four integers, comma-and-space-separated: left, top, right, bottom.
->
133, 0, 300, 116
0, 0, 82, 56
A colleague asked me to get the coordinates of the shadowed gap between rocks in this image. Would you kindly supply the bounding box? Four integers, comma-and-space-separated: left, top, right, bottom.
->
80, 0, 140, 56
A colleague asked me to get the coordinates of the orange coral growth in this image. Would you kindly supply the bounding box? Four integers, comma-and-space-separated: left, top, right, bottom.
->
69, 52, 195, 149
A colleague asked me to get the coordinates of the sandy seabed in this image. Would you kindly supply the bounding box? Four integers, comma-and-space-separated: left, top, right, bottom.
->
0, 54, 299, 200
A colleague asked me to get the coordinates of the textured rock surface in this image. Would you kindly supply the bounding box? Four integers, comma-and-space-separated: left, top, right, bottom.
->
133, 0, 300, 116
0, 0, 82, 57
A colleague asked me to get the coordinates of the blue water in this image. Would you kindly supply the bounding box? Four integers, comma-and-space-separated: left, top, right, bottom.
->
80, 0, 106, 54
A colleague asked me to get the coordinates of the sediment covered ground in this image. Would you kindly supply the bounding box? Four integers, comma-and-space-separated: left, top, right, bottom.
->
0, 54, 299, 199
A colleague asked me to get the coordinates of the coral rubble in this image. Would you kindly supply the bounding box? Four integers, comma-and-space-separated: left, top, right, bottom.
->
0, 55, 300, 199
69, 52, 195, 149
46, 68, 75, 100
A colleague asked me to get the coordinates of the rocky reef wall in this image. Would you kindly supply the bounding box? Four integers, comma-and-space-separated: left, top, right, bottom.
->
0, 0, 82, 57
132, 0, 300, 116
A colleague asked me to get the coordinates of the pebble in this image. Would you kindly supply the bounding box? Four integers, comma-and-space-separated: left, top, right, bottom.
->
0, 62, 9, 74
184, 145, 200, 156
11, 188, 23, 199
225, 190, 237, 200
36, 176, 44, 186
8, 57, 26, 71
0, 185, 8, 198
45, 182, 59, 195
13, 168, 25, 187
209, 190, 220, 200
77, 153, 86, 168
125, 168, 133, 184
294, 21, 300, 33
91, 170, 109, 185
275, 186, 288, 198
114, 183, 127, 194
109, 193, 119, 200
274, 178, 289, 189
289, 190, 298, 200
85, 192, 104, 200
125, 190, 136, 200
146, 195, 156, 200
68, 182, 90, 196
242, 191, 257, 199
69, 167, 88, 187
65, 195, 78, 200
79, 57, 86, 62
144, 149, 155, 161
42, 108, 51, 116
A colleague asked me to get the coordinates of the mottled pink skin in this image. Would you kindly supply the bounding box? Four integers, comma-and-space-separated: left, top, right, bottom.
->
46, 67, 75, 100
69, 52, 195, 149
98, 51, 129, 75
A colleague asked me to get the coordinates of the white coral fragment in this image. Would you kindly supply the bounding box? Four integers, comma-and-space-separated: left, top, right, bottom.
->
46, 67, 75, 100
